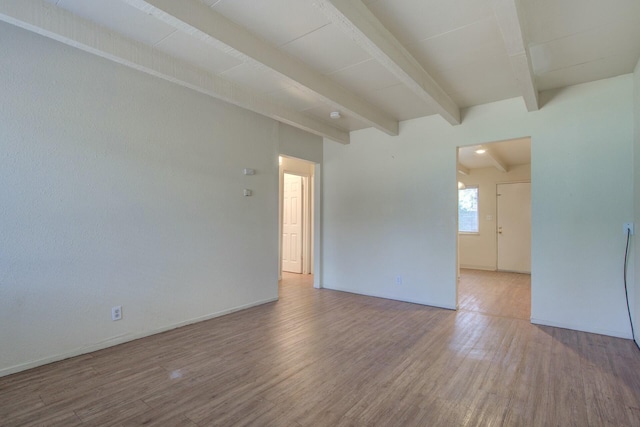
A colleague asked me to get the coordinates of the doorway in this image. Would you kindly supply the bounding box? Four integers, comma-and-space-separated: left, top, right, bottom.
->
279, 156, 315, 281
456, 137, 531, 317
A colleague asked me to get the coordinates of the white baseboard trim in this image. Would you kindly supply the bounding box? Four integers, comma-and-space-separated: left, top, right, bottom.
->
322, 285, 456, 311
530, 317, 632, 339
0, 297, 278, 378
459, 264, 496, 271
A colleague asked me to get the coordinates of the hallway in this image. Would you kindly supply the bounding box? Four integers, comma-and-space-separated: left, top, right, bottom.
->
458, 269, 531, 320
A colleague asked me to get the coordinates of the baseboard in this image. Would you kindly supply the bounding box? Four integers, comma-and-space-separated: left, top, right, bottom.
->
0, 296, 278, 378
322, 285, 456, 311
530, 317, 632, 340
459, 264, 495, 271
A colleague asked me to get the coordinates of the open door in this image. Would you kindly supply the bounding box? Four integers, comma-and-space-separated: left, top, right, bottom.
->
282, 173, 303, 273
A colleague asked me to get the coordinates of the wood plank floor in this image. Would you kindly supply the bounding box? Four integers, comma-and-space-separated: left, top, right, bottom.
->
458, 268, 531, 320
2, 272, 640, 426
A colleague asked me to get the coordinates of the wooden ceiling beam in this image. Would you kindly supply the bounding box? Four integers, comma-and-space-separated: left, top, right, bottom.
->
122, 0, 399, 136
0, 0, 350, 144
492, 0, 539, 111
485, 148, 509, 173
457, 164, 470, 175
311, 0, 461, 126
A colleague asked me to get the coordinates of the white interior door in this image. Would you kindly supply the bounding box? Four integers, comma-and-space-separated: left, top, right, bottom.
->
497, 182, 531, 273
282, 174, 303, 273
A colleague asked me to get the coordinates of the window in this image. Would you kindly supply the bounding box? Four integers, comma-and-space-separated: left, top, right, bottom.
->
458, 187, 478, 233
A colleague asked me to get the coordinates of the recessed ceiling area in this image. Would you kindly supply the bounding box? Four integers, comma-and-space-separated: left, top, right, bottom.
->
9, 0, 638, 144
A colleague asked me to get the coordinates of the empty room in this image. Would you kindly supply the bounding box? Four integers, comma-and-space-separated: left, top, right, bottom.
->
1, 0, 640, 425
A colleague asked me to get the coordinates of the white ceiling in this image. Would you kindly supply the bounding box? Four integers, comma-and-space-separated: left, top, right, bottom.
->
8, 0, 640, 143
458, 137, 531, 172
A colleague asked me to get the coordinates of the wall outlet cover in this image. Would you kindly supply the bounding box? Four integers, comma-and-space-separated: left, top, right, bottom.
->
111, 305, 122, 321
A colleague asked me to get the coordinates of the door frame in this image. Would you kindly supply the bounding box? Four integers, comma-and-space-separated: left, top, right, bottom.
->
455, 137, 532, 315
278, 155, 320, 288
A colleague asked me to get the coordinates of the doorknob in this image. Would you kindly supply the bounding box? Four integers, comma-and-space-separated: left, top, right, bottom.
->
498, 226, 503, 234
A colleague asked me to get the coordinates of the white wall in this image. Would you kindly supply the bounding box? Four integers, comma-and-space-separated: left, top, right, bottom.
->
0, 23, 290, 375
323, 74, 634, 338
459, 164, 531, 270
278, 124, 322, 165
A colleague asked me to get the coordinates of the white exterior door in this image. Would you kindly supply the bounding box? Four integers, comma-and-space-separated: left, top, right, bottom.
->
282, 174, 303, 273
497, 182, 531, 273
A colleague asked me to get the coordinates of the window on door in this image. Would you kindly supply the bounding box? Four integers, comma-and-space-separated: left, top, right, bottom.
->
458, 186, 479, 233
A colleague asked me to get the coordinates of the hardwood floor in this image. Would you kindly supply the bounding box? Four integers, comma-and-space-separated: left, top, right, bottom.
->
2, 272, 640, 426
458, 268, 531, 320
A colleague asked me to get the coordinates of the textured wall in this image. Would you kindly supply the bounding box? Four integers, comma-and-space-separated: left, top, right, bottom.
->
323, 75, 634, 338
0, 23, 282, 375
278, 123, 323, 164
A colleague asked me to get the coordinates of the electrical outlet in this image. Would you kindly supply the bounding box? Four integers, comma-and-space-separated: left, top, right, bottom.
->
395, 276, 403, 285
624, 223, 634, 236
111, 305, 122, 321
